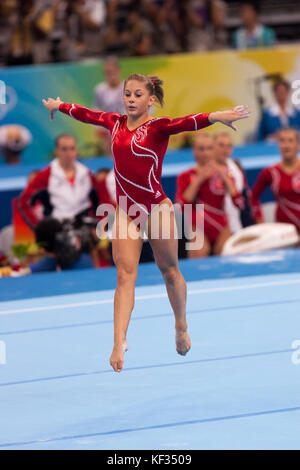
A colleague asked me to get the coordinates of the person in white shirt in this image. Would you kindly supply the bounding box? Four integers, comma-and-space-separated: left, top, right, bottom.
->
93, 56, 125, 114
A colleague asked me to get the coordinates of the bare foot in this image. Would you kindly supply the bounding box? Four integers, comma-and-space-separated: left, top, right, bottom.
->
110, 341, 129, 372
176, 329, 191, 356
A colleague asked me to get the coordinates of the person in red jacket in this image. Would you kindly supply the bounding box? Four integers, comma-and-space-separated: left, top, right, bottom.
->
252, 128, 300, 233
18, 134, 99, 230
42, 74, 250, 372
176, 133, 245, 257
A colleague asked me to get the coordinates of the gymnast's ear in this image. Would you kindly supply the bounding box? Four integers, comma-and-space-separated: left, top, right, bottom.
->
148, 94, 156, 107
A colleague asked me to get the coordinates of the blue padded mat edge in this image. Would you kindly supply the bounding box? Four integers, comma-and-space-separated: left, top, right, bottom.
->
1, 249, 300, 303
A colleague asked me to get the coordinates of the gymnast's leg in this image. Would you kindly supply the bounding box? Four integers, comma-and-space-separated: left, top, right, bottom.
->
110, 206, 143, 372
147, 198, 191, 356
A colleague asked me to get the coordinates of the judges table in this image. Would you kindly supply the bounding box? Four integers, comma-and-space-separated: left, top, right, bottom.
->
0, 142, 279, 229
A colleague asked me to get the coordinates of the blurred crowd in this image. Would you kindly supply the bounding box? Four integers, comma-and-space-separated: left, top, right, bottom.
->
0, 0, 287, 66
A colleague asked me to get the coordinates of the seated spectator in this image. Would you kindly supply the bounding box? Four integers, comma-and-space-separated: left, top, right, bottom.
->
233, 1, 276, 49
0, 0, 16, 65
141, 0, 183, 54
186, 0, 228, 51
215, 132, 254, 232
33, 0, 105, 63
103, 1, 156, 56
256, 79, 300, 142
5, 0, 36, 66
18, 133, 99, 228
28, 0, 58, 64
175, 133, 244, 258
0, 124, 32, 165
127, 8, 155, 56
75, 0, 106, 58
252, 128, 300, 234
102, 0, 134, 55
18, 134, 100, 271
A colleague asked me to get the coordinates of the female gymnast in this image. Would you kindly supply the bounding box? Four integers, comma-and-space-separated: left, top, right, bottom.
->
175, 133, 245, 257
252, 128, 300, 234
43, 74, 250, 372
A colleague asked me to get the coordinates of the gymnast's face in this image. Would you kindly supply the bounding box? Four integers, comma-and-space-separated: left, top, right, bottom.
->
123, 80, 155, 118
279, 130, 299, 163
193, 135, 215, 166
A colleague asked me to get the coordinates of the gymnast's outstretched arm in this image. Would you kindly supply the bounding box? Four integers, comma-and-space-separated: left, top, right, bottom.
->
160, 105, 251, 136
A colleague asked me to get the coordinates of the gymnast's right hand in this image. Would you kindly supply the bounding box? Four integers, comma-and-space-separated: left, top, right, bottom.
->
42, 97, 63, 120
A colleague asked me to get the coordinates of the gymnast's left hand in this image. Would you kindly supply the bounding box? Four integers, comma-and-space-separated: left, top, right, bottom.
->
208, 105, 251, 131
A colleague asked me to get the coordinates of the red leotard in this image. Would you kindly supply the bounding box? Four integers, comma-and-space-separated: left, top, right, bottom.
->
252, 162, 300, 231
176, 167, 244, 243
59, 103, 212, 220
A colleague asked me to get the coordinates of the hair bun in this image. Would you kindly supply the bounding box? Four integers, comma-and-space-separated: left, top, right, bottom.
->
148, 75, 164, 87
